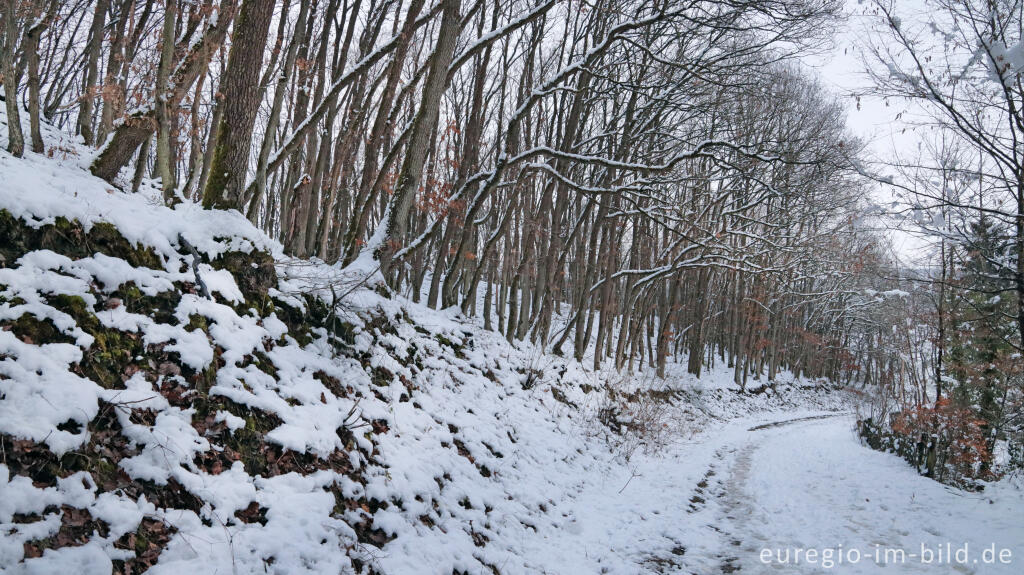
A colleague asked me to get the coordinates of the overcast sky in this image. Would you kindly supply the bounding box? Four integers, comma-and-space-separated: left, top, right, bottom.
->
803, 0, 935, 261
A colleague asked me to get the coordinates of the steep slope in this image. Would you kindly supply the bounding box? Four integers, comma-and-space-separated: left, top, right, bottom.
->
0, 132, 849, 574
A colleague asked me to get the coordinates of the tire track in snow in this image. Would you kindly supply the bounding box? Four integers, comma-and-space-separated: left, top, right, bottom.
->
657, 410, 1021, 574
746, 412, 849, 431
701, 414, 849, 573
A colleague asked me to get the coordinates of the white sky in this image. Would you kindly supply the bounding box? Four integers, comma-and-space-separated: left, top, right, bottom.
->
802, 0, 936, 262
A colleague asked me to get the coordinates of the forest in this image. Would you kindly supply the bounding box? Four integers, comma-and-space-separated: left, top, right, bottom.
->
1, 0, 1024, 572
5, 0, 873, 380
3, 0, 1023, 481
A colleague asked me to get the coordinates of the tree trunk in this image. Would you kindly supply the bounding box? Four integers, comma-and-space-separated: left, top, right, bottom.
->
131, 135, 152, 193
155, 0, 178, 202
97, 0, 130, 144
24, 0, 57, 153
77, 0, 110, 146
376, 0, 462, 277
203, 0, 276, 211
1, 0, 24, 157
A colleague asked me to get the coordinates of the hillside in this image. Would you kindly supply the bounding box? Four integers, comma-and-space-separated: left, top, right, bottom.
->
6, 0, 1024, 571
0, 124, 859, 574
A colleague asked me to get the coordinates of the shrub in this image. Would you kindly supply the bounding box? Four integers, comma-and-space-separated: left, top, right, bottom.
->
587, 370, 678, 461
859, 397, 997, 489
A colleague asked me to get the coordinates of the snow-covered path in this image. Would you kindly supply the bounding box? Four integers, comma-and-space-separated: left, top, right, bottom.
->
504, 409, 1023, 574
683, 415, 1024, 574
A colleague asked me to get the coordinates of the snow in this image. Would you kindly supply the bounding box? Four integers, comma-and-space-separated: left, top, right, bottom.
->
196, 263, 244, 304
715, 416, 1024, 573
0, 330, 95, 455
987, 40, 1024, 86
0, 134, 277, 267
1, 105, 1021, 573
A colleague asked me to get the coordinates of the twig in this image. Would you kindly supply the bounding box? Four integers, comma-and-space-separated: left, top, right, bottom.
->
178, 234, 212, 300
618, 467, 641, 494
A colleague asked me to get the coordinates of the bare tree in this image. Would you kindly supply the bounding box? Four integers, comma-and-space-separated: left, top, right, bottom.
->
863, 0, 1024, 347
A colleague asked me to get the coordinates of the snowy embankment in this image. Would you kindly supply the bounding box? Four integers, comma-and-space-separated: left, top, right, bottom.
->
0, 130, 851, 573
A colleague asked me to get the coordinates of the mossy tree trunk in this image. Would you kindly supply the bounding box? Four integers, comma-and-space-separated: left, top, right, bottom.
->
1, 0, 24, 157
202, 0, 276, 211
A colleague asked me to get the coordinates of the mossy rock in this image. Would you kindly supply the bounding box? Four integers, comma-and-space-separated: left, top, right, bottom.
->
210, 249, 276, 307
87, 222, 163, 269
184, 313, 209, 333
48, 294, 146, 390
270, 292, 356, 349
365, 312, 398, 337
0, 209, 30, 266
435, 334, 466, 359
48, 294, 98, 329
371, 366, 394, 387
110, 284, 180, 325
0, 403, 134, 490
191, 394, 284, 477
270, 296, 313, 346
191, 393, 358, 479
240, 350, 279, 379
309, 295, 356, 348
82, 329, 144, 389
332, 320, 357, 346
6, 313, 75, 345
0, 211, 162, 269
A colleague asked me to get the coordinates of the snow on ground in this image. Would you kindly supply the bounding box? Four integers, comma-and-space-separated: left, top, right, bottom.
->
674, 415, 1024, 574
1, 106, 1020, 575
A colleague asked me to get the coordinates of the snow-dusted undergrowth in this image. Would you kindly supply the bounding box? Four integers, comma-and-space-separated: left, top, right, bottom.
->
0, 129, 848, 574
